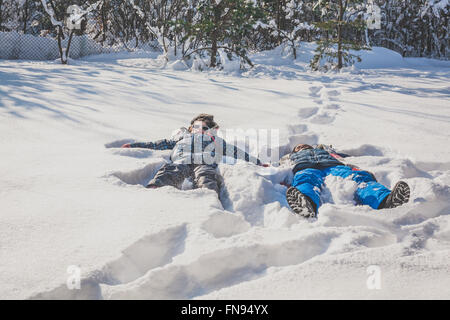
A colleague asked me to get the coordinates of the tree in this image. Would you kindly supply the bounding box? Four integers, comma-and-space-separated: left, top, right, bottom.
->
421, 0, 448, 58
181, 0, 265, 68
310, 0, 369, 71
262, 0, 317, 59
39, 0, 103, 64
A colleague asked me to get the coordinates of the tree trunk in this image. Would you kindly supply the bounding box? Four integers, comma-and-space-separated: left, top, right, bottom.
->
174, 33, 177, 57
23, 0, 29, 33
291, 39, 297, 59
101, 0, 108, 44
210, 5, 221, 67
57, 28, 74, 65
276, 0, 281, 44
337, 0, 344, 69
0, 0, 3, 30
65, 29, 75, 62
57, 27, 65, 64
210, 34, 217, 67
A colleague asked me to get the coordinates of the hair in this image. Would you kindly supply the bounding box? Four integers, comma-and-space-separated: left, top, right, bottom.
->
292, 143, 313, 153
190, 113, 219, 129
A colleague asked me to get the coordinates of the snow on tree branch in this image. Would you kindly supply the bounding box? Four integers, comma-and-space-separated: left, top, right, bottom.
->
40, 0, 63, 27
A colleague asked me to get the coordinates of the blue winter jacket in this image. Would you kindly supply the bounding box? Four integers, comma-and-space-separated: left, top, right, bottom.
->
290, 148, 344, 174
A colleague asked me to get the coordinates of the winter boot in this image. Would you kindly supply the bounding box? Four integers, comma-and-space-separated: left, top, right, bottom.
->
286, 187, 316, 218
379, 181, 410, 209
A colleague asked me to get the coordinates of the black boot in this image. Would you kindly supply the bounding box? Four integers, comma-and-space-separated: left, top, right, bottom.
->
379, 181, 410, 209
286, 187, 316, 218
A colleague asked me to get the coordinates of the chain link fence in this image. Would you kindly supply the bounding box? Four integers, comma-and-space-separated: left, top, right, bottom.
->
0, 16, 160, 61
0, 31, 159, 61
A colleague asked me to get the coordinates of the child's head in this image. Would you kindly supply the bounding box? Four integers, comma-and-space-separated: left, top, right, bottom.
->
292, 143, 313, 153
189, 113, 219, 133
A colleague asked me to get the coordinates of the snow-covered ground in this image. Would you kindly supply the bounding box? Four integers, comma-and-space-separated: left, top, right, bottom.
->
1, 44, 449, 299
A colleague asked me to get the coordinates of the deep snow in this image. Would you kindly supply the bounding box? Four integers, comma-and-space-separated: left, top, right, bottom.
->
0, 45, 449, 299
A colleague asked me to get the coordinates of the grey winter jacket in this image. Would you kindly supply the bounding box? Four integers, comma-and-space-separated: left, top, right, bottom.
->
130, 132, 261, 165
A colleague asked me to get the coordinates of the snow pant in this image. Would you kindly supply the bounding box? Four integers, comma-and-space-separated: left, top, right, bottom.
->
146, 163, 220, 194
292, 165, 391, 212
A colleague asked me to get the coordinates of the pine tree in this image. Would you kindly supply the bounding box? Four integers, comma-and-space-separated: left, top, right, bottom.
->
310, 0, 369, 71
181, 0, 265, 68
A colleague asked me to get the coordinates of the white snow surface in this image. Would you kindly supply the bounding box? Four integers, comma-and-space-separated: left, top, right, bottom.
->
1, 44, 449, 299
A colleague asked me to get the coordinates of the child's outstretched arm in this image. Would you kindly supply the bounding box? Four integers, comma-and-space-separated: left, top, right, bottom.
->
121, 139, 177, 150
219, 138, 262, 165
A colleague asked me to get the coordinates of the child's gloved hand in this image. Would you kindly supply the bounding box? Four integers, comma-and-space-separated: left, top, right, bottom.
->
121, 143, 131, 148
259, 163, 270, 167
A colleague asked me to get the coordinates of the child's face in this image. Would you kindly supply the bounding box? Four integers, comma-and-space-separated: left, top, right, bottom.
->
191, 120, 209, 133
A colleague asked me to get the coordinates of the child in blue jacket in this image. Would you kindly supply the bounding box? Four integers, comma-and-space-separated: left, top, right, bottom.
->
286, 144, 410, 217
